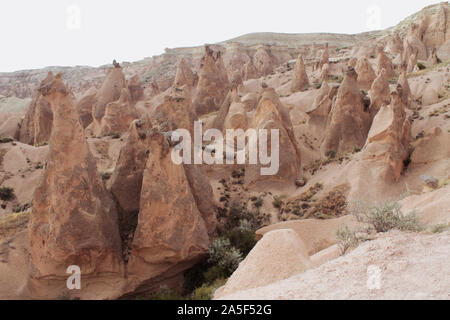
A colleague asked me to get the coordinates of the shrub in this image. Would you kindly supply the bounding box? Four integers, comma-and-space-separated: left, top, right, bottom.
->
353, 146, 361, 153
416, 62, 426, 70
100, 171, 112, 181
150, 286, 183, 300
208, 238, 243, 275
0, 137, 14, 144
253, 196, 264, 209
355, 201, 424, 233
431, 223, 450, 234
336, 225, 373, 254
190, 279, 226, 300
0, 187, 15, 201
325, 150, 336, 159
272, 196, 283, 209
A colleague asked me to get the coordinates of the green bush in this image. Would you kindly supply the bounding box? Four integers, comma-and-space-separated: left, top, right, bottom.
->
0, 137, 14, 144
0, 187, 15, 201
325, 150, 336, 159
356, 201, 424, 233
190, 279, 226, 300
150, 286, 183, 300
272, 196, 283, 209
416, 62, 426, 70
431, 223, 450, 234
208, 238, 243, 275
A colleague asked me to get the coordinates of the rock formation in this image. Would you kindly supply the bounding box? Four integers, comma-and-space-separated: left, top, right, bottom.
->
19, 72, 55, 146
318, 43, 329, 70
355, 57, 376, 91
75, 87, 96, 129
245, 86, 302, 190
404, 24, 428, 60
193, 46, 230, 116
173, 58, 197, 88
369, 68, 391, 117
407, 49, 418, 73
386, 33, 404, 56
242, 61, 259, 81
253, 47, 274, 77
361, 85, 411, 182
111, 116, 152, 225
376, 48, 395, 79
92, 65, 127, 136
100, 88, 139, 136
28, 74, 123, 298
127, 129, 210, 280
397, 70, 412, 108
307, 81, 338, 131
215, 229, 312, 299
291, 54, 310, 92
211, 87, 241, 132
427, 47, 439, 66
321, 67, 371, 154
127, 75, 144, 104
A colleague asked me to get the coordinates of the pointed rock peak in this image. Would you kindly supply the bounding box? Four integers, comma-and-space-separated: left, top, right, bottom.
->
127, 75, 144, 103
291, 54, 310, 92
174, 58, 196, 88
113, 59, 121, 68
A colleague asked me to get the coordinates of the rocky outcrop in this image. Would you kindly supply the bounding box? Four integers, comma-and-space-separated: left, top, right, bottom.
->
127, 129, 210, 280
397, 71, 412, 108
376, 48, 395, 79
111, 116, 152, 225
407, 50, 418, 73
242, 61, 259, 81
92, 65, 127, 136
253, 47, 274, 77
75, 87, 96, 129
211, 87, 241, 132
361, 85, 411, 182
245, 87, 302, 190
241, 92, 260, 112
318, 43, 329, 71
19, 72, 55, 146
355, 57, 376, 91
193, 46, 230, 116
427, 47, 439, 66
321, 67, 371, 154
404, 24, 428, 60
422, 3, 449, 50
385, 33, 404, 56
369, 68, 391, 116
100, 88, 139, 136
291, 54, 309, 92
28, 74, 123, 299
127, 75, 144, 104
173, 58, 197, 88
307, 81, 338, 129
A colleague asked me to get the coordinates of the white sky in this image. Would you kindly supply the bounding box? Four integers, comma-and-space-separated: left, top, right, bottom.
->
0, 0, 442, 72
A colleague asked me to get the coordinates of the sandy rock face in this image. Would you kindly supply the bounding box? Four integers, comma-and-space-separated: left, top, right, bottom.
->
19, 72, 54, 146
111, 116, 152, 222
99, 88, 139, 136
215, 229, 312, 299
242, 61, 259, 81
75, 87, 96, 129
369, 68, 391, 116
397, 71, 412, 107
355, 57, 376, 91
211, 88, 241, 132
253, 47, 274, 77
407, 50, 418, 73
173, 58, 197, 88
318, 43, 329, 71
92, 66, 127, 136
307, 81, 338, 130
376, 48, 395, 79
193, 46, 230, 116
291, 54, 309, 92
127, 75, 144, 104
422, 3, 449, 50
245, 87, 302, 190
404, 24, 428, 60
361, 86, 411, 182
321, 67, 371, 155
128, 129, 210, 278
385, 33, 404, 56
28, 74, 123, 299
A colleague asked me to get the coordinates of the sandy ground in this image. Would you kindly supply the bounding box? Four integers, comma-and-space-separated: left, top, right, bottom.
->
218, 230, 450, 300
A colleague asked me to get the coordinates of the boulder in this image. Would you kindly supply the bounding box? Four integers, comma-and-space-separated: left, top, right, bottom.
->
215, 229, 312, 299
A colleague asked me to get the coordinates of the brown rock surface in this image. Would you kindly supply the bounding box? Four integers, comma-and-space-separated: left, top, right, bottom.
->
253, 47, 274, 77
356, 57, 376, 91
128, 129, 210, 279
100, 88, 139, 135
376, 48, 395, 79
361, 85, 411, 182
28, 74, 123, 299
321, 67, 371, 154
369, 68, 391, 116
193, 46, 230, 116
291, 54, 310, 92
75, 87, 96, 129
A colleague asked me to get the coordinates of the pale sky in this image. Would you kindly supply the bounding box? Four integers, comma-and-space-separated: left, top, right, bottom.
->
0, 0, 442, 72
